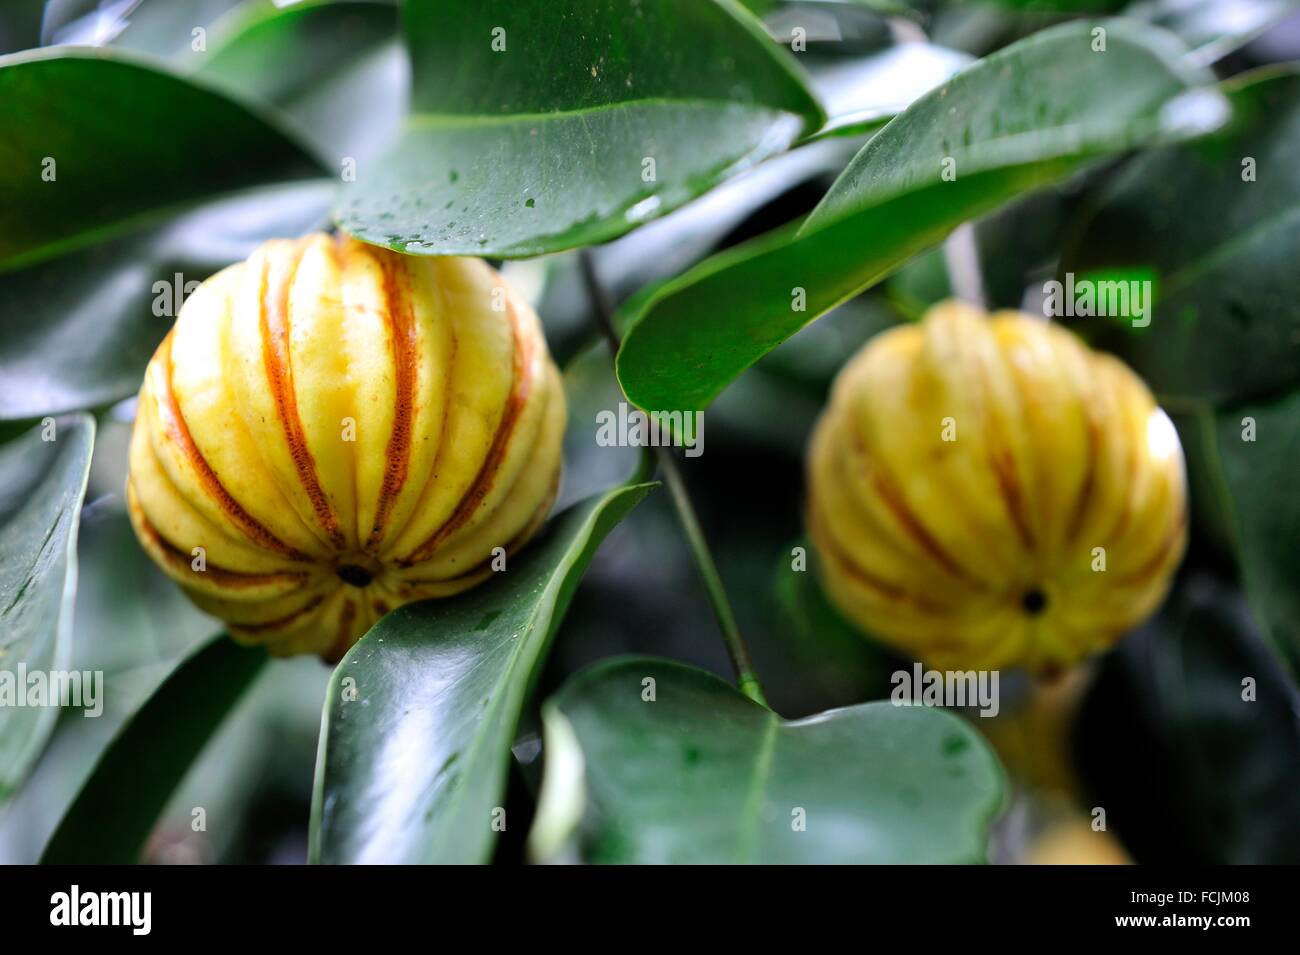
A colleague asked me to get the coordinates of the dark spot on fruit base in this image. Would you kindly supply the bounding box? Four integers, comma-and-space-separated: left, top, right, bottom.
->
337, 564, 374, 587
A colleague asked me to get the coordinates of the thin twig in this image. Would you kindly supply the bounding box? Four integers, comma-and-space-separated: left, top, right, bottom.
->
578, 251, 768, 706
942, 222, 987, 309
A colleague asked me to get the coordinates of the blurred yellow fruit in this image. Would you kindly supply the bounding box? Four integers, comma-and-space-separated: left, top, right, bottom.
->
1022, 816, 1131, 865
807, 300, 1185, 673
127, 234, 566, 660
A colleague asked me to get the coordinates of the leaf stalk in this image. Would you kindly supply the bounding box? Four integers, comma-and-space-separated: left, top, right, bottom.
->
578, 251, 768, 707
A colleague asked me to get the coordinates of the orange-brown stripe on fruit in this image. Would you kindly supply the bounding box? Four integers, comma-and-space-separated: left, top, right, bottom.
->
133, 507, 309, 590
1063, 412, 1101, 550
865, 452, 986, 589
155, 333, 307, 560
398, 461, 560, 591
1111, 504, 1187, 589
400, 289, 532, 566
988, 446, 1036, 552
365, 249, 419, 552
260, 239, 346, 550
813, 507, 950, 614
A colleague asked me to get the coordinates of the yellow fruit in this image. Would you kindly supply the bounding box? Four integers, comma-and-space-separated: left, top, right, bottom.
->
1022, 815, 1131, 865
127, 234, 566, 660
807, 301, 1185, 673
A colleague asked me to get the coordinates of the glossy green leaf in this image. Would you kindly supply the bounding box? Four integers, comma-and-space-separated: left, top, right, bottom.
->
529, 657, 1005, 863
0, 179, 334, 422
41, 634, 268, 863
708, 295, 898, 453
0, 417, 220, 861
0, 415, 94, 800
616, 19, 1226, 412
193, 0, 405, 161
887, 186, 1078, 316
537, 136, 863, 361
71, 416, 221, 673
885, 246, 953, 319
1214, 389, 1300, 668
1062, 67, 1300, 405
0, 47, 323, 270
335, 0, 823, 258
310, 481, 655, 864
583, 136, 860, 308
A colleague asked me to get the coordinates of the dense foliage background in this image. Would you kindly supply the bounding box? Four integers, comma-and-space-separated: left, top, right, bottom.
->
0, 0, 1297, 864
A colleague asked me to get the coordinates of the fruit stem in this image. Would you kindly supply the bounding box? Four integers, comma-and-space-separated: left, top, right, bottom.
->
578, 251, 769, 707
942, 222, 986, 309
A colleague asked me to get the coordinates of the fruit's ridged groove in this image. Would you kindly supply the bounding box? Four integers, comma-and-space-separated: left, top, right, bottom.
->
807, 301, 1186, 673
127, 234, 566, 660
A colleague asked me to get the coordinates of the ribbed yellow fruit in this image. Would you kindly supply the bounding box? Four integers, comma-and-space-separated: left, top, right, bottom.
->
807, 301, 1186, 674
127, 234, 566, 660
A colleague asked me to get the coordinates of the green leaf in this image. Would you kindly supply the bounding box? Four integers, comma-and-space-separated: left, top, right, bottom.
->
1062, 67, 1300, 405
537, 136, 863, 361
41, 634, 268, 864
0, 47, 323, 270
887, 189, 1076, 316
529, 657, 1005, 863
192, 0, 404, 161
0, 179, 334, 422
616, 19, 1226, 412
71, 417, 221, 672
335, 0, 823, 258
885, 246, 953, 319
310, 481, 656, 864
0, 416, 223, 860
708, 295, 898, 453
1214, 389, 1300, 669
0, 415, 94, 800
